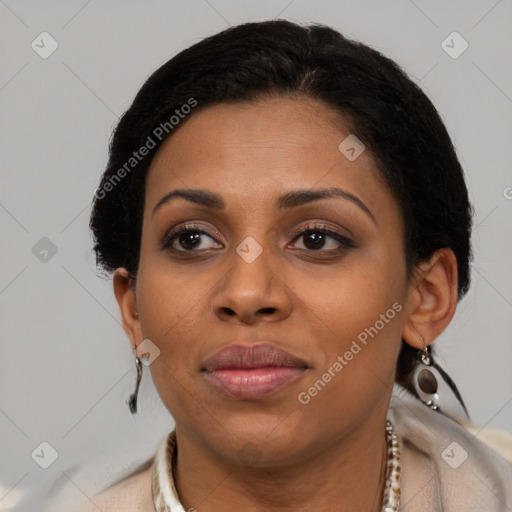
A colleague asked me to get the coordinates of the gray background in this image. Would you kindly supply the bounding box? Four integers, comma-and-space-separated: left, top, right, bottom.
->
1, 0, 511, 510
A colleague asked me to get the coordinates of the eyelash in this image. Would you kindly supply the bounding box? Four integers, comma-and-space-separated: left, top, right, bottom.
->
290, 224, 356, 252
161, 222, 355, 255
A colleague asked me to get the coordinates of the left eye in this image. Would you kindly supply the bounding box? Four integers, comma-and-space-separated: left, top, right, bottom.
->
290, 228, 353, 252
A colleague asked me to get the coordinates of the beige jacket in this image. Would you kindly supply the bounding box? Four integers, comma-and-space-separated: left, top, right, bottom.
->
58, 396, 512, 511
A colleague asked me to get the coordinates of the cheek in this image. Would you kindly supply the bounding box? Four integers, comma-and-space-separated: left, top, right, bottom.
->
137, 271, 205, 423
301, 249, 405, 339
136, 267, 205, 375
295, 246, 406, 393
293, 267, 405, 430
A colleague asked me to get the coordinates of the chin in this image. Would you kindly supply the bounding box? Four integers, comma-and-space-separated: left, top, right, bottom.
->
205, 414, 305, 463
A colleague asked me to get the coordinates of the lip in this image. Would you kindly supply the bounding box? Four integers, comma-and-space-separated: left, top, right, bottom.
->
201, 343, 309, 400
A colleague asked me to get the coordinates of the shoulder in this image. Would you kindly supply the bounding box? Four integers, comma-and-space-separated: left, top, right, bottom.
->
96, 464, 155, 511
70, 462, 155, 512
389, 393, 512, 511
463, 423, 512, 465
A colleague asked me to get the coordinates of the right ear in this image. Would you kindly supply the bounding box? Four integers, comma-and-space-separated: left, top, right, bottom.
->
113, 268, 142, 353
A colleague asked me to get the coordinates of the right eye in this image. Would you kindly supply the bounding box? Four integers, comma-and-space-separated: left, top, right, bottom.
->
161, 224, 224, 252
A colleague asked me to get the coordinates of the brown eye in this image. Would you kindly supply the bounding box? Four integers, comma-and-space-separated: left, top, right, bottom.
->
291, 227, 355, 252
301, 231, 331, 250
176, 231, 203, 250
161, 225, 222, 252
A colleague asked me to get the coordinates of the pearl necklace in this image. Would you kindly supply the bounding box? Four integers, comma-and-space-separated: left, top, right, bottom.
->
152, 420, 401, 511
382, 420, 401, 511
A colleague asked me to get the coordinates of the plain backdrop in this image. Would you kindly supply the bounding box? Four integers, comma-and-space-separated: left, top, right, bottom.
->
0, 1, 511, 510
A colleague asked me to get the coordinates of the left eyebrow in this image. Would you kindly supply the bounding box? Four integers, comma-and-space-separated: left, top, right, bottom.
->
151, 186, 374, 222
276, 187, 375, 221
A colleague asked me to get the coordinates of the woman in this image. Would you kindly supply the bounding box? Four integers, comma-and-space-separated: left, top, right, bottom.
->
72, 19, 511, 511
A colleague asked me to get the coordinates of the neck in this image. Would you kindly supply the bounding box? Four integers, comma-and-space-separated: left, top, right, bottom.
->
173, 413, 389, 512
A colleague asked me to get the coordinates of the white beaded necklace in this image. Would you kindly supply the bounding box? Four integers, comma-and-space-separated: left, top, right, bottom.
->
152, 420, 401, 511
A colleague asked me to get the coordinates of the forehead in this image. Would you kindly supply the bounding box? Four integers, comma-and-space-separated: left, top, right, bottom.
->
144, 96, 395, 218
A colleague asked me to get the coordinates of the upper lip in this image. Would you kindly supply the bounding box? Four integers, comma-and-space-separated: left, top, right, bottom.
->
202, 343, 309, 372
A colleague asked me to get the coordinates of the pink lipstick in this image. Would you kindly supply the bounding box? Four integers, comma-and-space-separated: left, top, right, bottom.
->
201, 343, 309, 400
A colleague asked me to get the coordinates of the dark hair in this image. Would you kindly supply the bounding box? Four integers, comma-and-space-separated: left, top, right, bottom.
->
89, 20, 473, 413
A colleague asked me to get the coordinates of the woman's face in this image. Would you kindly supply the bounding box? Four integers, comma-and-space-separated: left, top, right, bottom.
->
134, 96, 410, 465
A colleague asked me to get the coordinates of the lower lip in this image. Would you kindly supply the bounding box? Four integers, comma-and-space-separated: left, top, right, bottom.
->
203, 367, 307, 400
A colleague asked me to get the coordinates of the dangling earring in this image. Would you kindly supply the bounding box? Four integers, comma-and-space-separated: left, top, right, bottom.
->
412, 335, 470, 424
128, 309, 142, 415
413, 337, 439, 411
128, 352, 143, 414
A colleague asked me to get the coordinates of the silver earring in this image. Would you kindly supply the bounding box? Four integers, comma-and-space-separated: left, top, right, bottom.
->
413, 340, 439, 411
128, 354, 143, 414
413, 336, 469, 423
128, 310, 141, 414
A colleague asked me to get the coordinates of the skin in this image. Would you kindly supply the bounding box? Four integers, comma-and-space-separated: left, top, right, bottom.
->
113, 96, 458, 511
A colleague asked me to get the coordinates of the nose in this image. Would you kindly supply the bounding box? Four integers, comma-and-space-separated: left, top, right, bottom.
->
212, 247, 292, 325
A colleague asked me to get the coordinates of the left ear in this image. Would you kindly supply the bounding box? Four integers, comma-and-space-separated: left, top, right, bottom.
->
402, 248, 459, 349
